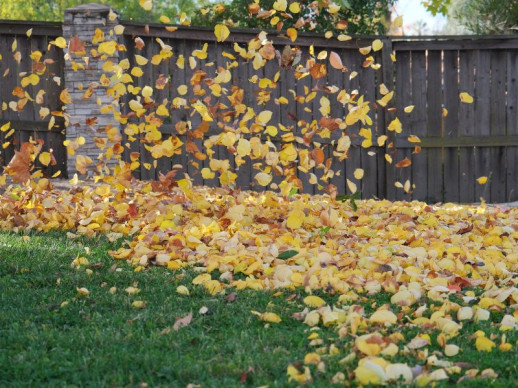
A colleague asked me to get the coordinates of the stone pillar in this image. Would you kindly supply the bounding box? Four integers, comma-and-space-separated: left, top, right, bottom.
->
63, 3, 121, 178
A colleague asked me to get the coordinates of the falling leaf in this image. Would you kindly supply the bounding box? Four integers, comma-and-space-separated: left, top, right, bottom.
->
214, 24, 230, 42
460, 92, 474, 103
477, 176, 488, 184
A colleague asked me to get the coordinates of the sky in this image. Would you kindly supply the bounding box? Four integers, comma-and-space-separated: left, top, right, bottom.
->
395, 0, 448, 35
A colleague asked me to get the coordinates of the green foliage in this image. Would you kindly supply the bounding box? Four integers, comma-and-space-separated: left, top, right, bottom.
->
423, 0, 518, 34
452, 0, 518, 34
0, 0, 198, 22
422, 0, 451, 16
192, 0, 396, 35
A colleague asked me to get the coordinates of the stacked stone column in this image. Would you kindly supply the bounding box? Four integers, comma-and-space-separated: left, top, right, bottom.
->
63, 3, 121, 178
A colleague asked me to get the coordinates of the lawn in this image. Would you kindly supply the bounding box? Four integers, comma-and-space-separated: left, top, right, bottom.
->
1, 229, 516, 387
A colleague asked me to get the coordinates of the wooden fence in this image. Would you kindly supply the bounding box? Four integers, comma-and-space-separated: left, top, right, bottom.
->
1, 18, 518, 203
0, 21, 66, 177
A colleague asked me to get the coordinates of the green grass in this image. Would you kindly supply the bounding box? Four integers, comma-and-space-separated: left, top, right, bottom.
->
0, 230, 517, 387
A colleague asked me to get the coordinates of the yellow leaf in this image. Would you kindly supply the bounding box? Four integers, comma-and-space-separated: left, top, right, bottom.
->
393, 15, 403, 28
369, 309, 397, 325
135, 54, 148, 66
255, 172, 272, 186
273, 0, 287, 11
139, 0, 152, 11
303, 295, 326, 308
404, 105, 415, 113
77, 287, 90, 296
287, 28, 297, 42
354, 168, 364, 180
354, 360, 386, 385
347, 179, 357, 194
477, 176, 488, 184
475, 336, 496, 352
287, 209, 304, 229
159, 15, 170, 23
388, 117, 402, 133
304, 311, 320, 326
289, 2, 300, 13
176, 285, 190, 296
214, 24, 230, 42
132, 300, 146, 308
287, 364, 311, 383
39, 152, 51, 166
201, 168, 215, 180
256, 110, 273, 125
444, 344, 459, 357
407, 135, 421, 143
372, 39, 383, 52
258, 311, 281, 323
54, 37, 67, 48
204, 280, 222, 295
114, 25, 125, 35
460, 92, 474, 103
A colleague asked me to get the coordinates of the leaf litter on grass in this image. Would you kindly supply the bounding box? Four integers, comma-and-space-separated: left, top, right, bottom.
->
0, 0, 514, 385
1, 180, 517, 385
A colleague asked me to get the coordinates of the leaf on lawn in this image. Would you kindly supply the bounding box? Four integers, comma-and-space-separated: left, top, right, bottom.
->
173, 311, 193, 331
277, 250, 298, 260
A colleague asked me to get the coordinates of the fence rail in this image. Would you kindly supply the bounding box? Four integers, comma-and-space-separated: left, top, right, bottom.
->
0, 16, 517, 203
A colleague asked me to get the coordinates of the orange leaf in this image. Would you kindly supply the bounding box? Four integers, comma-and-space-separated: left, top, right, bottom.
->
395, 157, 412, 168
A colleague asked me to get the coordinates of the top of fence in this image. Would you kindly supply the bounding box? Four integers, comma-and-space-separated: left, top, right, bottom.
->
0, 17, 517, 49
0, 20, 62, 36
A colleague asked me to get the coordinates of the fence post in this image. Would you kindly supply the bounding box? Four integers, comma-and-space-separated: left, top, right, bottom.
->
63, 3, 121, 178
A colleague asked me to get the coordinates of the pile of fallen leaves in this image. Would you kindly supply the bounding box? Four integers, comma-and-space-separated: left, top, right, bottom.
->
2, 178, 518, 385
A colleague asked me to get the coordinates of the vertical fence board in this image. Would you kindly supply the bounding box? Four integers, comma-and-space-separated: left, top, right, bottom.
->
489, 50, 507, 202
507, 51, 518, 202
474, 50, 492, 201
426, 50, 444, 203
410, 50, 428, 202
458, 50, 477, 203
443, 50, 460, 202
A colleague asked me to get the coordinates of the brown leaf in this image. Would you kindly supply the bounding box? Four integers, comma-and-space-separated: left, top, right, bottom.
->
457, 224, 473, 235
329, 51, 346, 71
311, 148, 325, 165
68, 36, 86, 54
173, 311, 193, 331
226, 292, 237, 303
395, 157, 412, 168
310, 63, 327, 79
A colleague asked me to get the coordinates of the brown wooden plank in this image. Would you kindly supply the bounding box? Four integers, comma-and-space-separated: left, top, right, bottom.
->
474, 50, 491, 202
489, 50, 507, 203
234, 54, 251, 190
295, 49, 314, 195
426, 50, 444, 204
344, 48, 362, 198
327, 48, 347, 195
442, 50, 460, 202
378, 38, 393, 200
507, 50, 518, 202
410, 50, 428, 202
391, 49, 412, 201
359, 62, 378, 199
457, 50, 477, 203
139, 37, 156, 181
